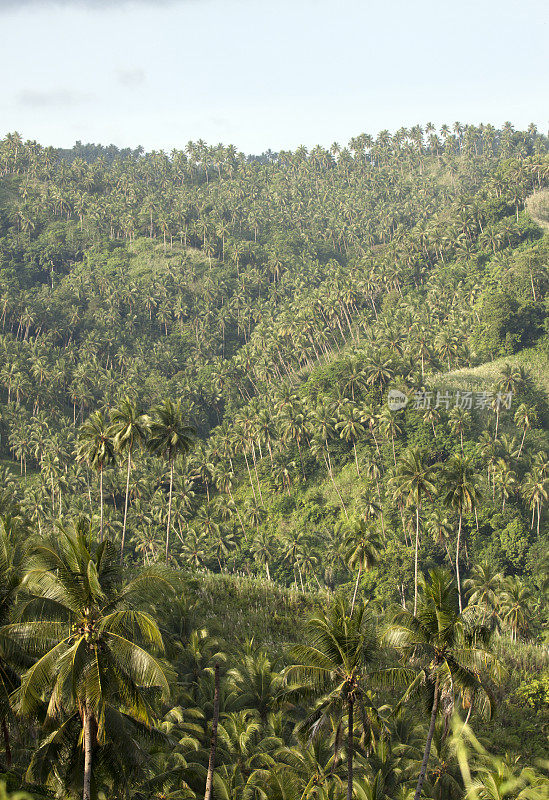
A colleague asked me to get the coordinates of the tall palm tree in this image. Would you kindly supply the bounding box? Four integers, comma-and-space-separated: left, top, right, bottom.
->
378, 407, 402, 467
345, 520, 382, 613
285, 597, 411, 800
514, 403, 536, 457
390, 447, 438, 615
521, 467, 548, 537
464, 561, 503, 625
493, 458, 517, 513
336, 403, 365, 477
499, 576, 533, 642
148, 400, 195, 564
76, 411, 116, 541
441, 456, 480, 612
386, 569, 498, 800
109, 396, 149, 561
8, 522, 174, 800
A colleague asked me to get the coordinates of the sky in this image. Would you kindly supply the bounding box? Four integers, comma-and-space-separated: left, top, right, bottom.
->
1, 0, 548, 155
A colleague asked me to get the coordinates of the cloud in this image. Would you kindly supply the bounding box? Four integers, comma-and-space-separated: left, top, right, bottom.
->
116, 68, 146, 88
16, 89, 93, 108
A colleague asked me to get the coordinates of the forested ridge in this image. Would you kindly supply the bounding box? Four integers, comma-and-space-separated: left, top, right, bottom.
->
0, 123, 548, 800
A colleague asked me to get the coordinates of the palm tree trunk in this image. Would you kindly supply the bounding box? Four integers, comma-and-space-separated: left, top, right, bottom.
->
166, 458, 174, 565
297, 561, 305, 592
347, 697, 354, 800
414, 675, 439, 800
351, 566, 362, 615
99, 466, 104, 542
2, 718, 11, 767
297, 439, 306, 479
83, 709, 93, 800
414, 506, 420, 616
251, 443, 264, 506
204, 663, 220, 800
120, 446, 132, 562
324, 448, 349, 519
228, 488, 246, 536
243, 451, 258, 503
456, 514, 463, 612
353, 441, 360, 477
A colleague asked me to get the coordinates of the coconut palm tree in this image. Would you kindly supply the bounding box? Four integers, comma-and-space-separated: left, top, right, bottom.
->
468, 755, 548, 799
441, 456, 480, 612
148, 400, 195, 564
109, 396, 150, 561
514, 404, 536, 457
345, 520, 382, 613
499, 576, 533, 642
390, 447, 438, 615
492, 458, 517, 513
76, 411, 116, 541
285, 597, 411, 800
0, 519, 31, 767
386, 569, 499, 800
521, 468, 548, 537
8, 521, 174, 800
449, 406, 471, 454
336, 403, 365, 477
378, 407, 402, 467
464, 561, 503, 625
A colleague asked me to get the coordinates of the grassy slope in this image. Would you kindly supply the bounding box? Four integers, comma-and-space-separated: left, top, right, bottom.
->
430, 345, 549, 397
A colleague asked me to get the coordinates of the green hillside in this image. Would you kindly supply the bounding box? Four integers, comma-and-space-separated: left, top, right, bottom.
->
0, 127, 548, 799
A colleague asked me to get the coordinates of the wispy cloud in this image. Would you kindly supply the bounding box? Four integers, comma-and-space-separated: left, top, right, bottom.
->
116, 68, 146, 88
16, 89, 93, 108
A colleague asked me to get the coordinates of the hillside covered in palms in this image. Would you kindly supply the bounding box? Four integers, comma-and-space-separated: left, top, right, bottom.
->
0, 124, 548, 800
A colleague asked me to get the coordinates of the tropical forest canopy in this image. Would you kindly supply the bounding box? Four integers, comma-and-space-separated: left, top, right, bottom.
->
0, 123, 548, 800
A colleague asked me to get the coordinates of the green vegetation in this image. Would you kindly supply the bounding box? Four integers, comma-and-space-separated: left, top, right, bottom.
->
0, 124, 548, 798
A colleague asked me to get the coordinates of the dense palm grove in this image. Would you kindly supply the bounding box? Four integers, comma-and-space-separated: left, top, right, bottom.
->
0, 124, 548, 799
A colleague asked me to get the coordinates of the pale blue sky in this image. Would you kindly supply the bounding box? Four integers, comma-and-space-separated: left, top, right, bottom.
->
1, 0, 548, 154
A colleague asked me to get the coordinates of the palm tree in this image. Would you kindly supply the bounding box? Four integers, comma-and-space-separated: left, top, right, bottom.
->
285, 598, 411, 800
336, 403, 365, 477
0, 520, 30, 767
228, 642, 283, 725
251, 530, 274, 581
493, 458, 517, 512
499, 576, 533, 642
514, 403, 536, 457
464, 562, 503, 626
345, 520, 382, 613
449, 406, 471, 454
469, 755, 549, 800
281, 530, 308, 591
109, 396, 149, 561
8, 522, 174, 800
148, 400, 195, 564
441, 456, 480, 612
390, 447, 438, 615
378, 406, 402, 467
521, 468, 548, 537
386, 569, 498, 800
76, 411, 116, 541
